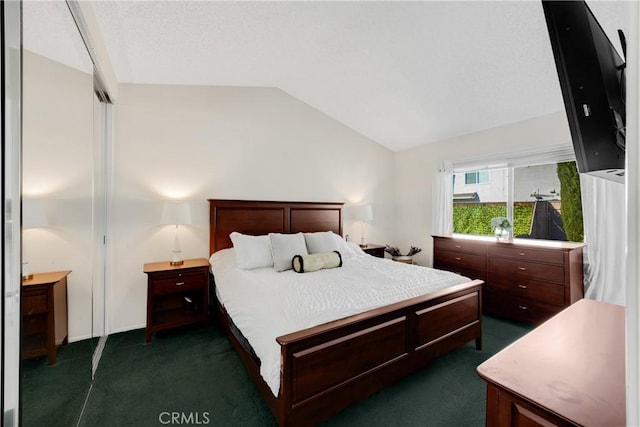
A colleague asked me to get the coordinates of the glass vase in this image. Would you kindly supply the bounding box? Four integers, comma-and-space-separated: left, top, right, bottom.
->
495, 227, 510, 241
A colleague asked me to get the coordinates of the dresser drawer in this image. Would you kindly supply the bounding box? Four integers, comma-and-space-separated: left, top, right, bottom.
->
485, 289, 562, 325
489, 245, 565, 265
434, 250, 486, 281
434, 238, 486, 255
150, 271, 207, 296
489, 258, 564, 284
488, 274, 564, 306
435, 249, 486, 270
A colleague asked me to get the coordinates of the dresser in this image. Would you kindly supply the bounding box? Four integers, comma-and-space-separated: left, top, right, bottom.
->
433, 235, 585, 325
143, 258, 210, 342
22, 270, 70, 364
477, 300, 625, 426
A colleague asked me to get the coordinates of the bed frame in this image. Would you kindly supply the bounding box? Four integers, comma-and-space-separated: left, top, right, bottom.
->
208, 199, 483, 426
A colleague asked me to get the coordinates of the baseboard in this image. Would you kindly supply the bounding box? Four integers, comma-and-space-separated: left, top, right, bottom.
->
109, 323, 145, 335
67, 334, 93, 344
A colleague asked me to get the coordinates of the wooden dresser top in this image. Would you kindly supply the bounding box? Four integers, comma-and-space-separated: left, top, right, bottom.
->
477, 299, 625, 426
433, 234, 586, 250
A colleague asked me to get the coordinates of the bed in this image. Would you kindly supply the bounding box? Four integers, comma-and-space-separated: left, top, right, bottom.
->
208, 199, 483, 426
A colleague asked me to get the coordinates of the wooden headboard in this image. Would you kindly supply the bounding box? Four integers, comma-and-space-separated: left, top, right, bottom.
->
208, 199, 344, 256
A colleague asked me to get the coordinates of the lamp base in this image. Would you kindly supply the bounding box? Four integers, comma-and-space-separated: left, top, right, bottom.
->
170, 249, 183, 266
22, 261, 32, 280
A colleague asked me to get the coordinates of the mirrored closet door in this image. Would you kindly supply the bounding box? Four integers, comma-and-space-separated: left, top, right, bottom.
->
21, 1, 101, 425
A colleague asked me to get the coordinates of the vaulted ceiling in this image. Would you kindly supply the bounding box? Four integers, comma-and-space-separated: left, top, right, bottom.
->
25, 1, 630, 152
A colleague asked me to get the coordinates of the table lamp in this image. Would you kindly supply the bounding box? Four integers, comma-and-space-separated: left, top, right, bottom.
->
22, 199, 48, 280
161, 200, 192, 266
354, 204, 373, 248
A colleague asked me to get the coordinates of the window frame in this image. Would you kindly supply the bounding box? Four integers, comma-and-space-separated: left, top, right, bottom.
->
451, 145, 578, 240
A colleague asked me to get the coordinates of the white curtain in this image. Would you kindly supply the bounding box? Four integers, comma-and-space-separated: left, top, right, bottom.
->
580, 174, 626, 305
432, 161, 453, 235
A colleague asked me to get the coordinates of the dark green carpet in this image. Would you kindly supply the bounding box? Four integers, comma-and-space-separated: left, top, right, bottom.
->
24, 316, 530, 426
21, 337, 98, 427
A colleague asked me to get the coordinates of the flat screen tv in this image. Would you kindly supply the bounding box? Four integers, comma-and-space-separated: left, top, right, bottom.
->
542, 1, 626, 183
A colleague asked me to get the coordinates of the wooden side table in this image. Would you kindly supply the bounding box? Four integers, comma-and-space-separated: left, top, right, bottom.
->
361, 244, 385, 258
477, 300, 625, 426
22, 270, 70, 365
143, 258, 210, 342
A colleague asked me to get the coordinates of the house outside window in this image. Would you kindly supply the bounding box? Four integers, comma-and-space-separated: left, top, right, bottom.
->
464, 171, 490, 185
452, 161, 583, 242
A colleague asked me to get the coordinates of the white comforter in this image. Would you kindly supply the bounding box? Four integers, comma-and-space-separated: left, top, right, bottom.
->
210, 242, 470, 396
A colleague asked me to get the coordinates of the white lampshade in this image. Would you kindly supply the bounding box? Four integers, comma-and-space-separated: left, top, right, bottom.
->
354, 204, 374, 222
161, 200, 192, 225
23, 199, 48, 229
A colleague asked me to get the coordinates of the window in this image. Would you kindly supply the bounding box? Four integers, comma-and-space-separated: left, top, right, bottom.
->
464, 171, 489, 185
451, 159, 583, 242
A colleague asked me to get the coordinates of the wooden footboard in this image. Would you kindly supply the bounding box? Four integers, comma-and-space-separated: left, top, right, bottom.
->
274, 279, 482, 426
219, 279, 481, 426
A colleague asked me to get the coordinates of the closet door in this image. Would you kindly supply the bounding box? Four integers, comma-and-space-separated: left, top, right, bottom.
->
2, 1, 22, 426
21, 1, 97, 425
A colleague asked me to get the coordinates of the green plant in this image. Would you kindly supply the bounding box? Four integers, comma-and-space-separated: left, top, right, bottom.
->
453, 203, 534, 237
556, 162, 584, 242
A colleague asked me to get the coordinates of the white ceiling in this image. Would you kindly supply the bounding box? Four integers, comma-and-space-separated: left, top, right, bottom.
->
29, 1, 630, 152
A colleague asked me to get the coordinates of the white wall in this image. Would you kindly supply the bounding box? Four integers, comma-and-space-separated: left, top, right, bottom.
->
109, 84, 395, 333
394, 112, 571, 266
22, 51, 95, 342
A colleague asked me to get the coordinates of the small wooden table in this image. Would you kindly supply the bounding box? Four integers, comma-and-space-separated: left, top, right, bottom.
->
143, 258, 210, 342
361, 243, 385, 258
477, 299, 625, 426
22, 270, 70, 365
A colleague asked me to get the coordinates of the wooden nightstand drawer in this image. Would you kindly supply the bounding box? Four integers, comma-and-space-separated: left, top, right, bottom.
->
151, 271, 207, 296
488, 274, 564, 306
488, 258, 564, 284
22, 292, 48, 315
489, 245, 564, 265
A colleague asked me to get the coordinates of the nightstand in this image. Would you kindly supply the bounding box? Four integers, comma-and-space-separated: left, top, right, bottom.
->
143, 258, 210, 342
361, 244, 386, 258
22, 270, 70, 365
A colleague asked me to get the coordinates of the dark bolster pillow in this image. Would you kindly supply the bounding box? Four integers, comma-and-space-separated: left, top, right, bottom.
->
292, 251, 342, 273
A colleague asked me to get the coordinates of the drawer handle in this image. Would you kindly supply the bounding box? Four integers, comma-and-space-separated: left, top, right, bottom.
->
519, 252, 526, 256
455, 257, 462, 261
518, 305, 528, 310
176, 282, 185, 286
455, 245, 462, 248
518, 267, 527, 271
518, 284, 527, 289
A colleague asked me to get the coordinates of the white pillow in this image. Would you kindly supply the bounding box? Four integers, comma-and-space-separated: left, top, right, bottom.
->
304, 231, 340, 254
269, 232, 308, 272
229, 232, 273, 270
